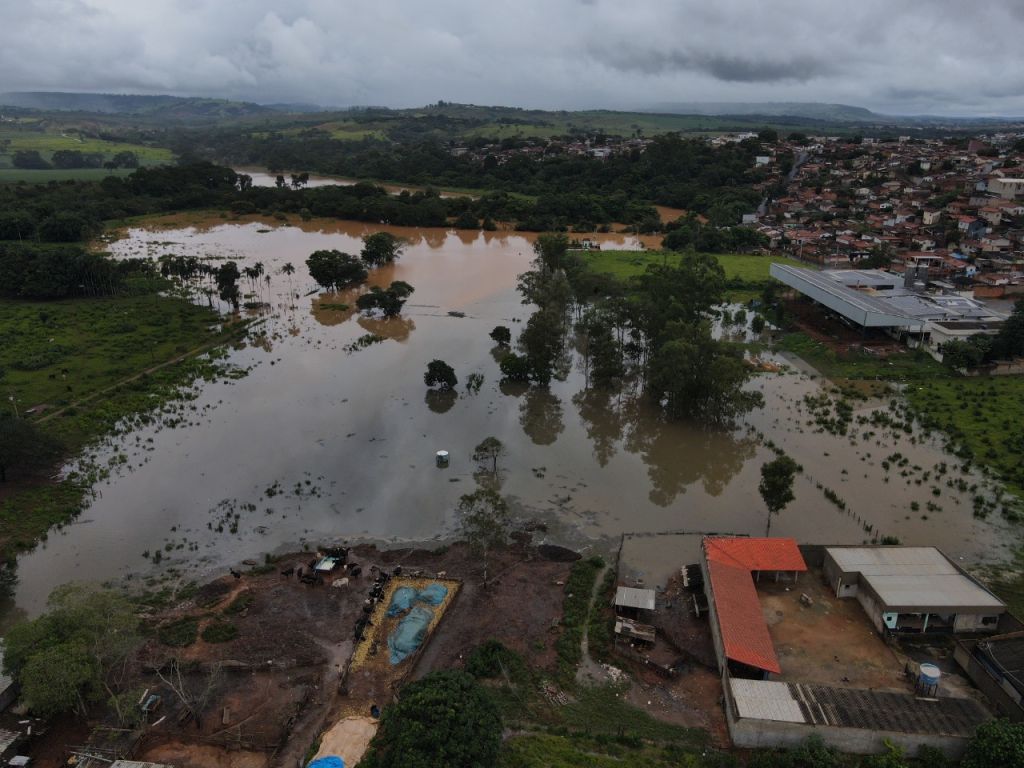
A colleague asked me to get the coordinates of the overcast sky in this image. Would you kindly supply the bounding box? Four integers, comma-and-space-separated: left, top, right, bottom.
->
3, 0, 1024, 116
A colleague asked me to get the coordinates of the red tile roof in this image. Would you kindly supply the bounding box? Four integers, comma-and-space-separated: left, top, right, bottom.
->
705, 537, 807, 573
704, 537, 808, 675
707, 560, 781, 673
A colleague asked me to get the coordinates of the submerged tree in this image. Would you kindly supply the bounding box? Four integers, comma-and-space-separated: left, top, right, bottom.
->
361, 232, 405, 266
646, 321, 763, 425
0, 411, 63, 483
355, 280, 414, 317
457, 489, 511, 588
472, 436, 506, 475
215, 260, 241, 310
424, 359, 457, 390
498, 352, 531, 382
489, 325, 512, 346
759, 454, 801, 536
306, 249, 368, 291
533, 232, 569, 274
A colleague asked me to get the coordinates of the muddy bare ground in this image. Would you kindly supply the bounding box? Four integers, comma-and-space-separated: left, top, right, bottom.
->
23, 542, 573, 768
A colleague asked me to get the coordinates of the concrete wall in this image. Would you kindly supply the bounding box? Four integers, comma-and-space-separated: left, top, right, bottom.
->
855, 587, 886, 634
954, 641, 1024, 722
727, 710, 970, 758
702, 558, 727, 675
722, 669, 968, 757
822, 553, 860, 599
954, 612, 1002, 633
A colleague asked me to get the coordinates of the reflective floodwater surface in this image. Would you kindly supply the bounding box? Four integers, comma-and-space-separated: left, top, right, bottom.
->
8, 217, 1013, 616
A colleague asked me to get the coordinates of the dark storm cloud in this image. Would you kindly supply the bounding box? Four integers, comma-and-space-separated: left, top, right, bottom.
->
1, 0, 1023, 115
598, 49, 834, 83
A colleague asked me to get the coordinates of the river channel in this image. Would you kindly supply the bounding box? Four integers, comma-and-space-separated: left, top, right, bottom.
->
5, 215, 1014, 619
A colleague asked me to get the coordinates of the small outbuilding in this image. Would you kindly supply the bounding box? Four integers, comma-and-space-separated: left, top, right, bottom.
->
614, 586, 656, 620
823, 546, 1005, 635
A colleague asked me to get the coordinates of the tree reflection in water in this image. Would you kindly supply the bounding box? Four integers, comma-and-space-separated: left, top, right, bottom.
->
518, 387, 564, 446
357, 314, 415, 342
621, 395, 756, 506
572, 388, 624, 467
573, 385, 755, 506
424, 388, 458, 414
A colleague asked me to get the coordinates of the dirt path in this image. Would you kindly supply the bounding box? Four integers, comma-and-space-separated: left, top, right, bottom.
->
37, 324, 247, 424
576, 563, 615, 686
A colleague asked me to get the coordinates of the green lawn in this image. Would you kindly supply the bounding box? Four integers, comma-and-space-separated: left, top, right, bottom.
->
0, 125, 173, 170
580, 249, 806, 282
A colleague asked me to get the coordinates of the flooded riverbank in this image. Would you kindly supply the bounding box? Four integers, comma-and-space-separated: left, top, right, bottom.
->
6, 216, 1015, 618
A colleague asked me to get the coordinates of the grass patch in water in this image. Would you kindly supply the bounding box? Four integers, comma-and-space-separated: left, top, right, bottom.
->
0, 290, 250, 566
907, 377, 1024, 499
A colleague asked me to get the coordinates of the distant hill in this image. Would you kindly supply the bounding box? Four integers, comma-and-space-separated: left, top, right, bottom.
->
646, 102, 879, 122
0, 91, 273, 120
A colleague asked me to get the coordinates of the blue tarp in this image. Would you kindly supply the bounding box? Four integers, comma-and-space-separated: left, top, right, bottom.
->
308, 757, 345, 768
417, 582, 448, 606
386, 586, 418, 616
388, 605, 434, 664
386, 583, 449, 615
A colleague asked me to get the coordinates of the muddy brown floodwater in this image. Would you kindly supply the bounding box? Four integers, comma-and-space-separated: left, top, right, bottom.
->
5, 216, 1015, 620
237, 167, 469, 198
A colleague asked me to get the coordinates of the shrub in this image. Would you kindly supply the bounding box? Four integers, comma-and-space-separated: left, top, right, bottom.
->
159, 617, 199, 647
201, 620, 238, 643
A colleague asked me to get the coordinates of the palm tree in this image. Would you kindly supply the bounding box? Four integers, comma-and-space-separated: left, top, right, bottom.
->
281, 262, 296, 302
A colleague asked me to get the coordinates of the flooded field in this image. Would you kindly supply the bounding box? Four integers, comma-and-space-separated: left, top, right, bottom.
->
8, 216, 1015, 616
238, 167, 469, 198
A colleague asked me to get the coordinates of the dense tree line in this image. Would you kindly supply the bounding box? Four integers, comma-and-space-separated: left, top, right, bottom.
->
0, 160, 658, 235
0, 242, 153, 299
502, 235, 761, 425
942, 298, 1024, 368
170, 128, 762, 223
12, 149, 139, 170
663, 217, 769, 251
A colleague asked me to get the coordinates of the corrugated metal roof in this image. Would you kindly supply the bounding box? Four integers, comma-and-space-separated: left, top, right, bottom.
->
771, 264, 918, 328
730, 679, 807, 723
826, 546, 957, 575
614, 586, 656, 611
825, 547, 1005, 612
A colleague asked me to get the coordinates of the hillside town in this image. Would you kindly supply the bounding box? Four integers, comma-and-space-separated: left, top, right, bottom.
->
752, 134, 1024, 289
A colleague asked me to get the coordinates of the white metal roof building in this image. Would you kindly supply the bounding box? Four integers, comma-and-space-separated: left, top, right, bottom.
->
770, 264, 1005, 361
823, 546, 1005, 635
770, 264, 920, 329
